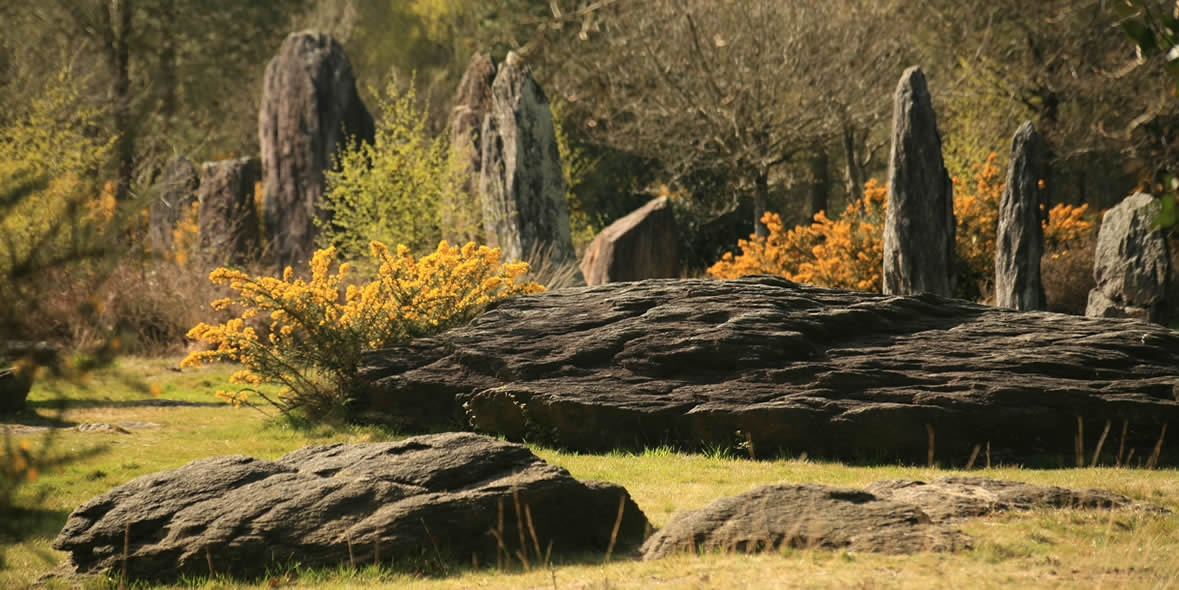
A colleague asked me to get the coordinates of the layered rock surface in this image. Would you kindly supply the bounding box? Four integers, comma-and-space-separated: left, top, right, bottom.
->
640, 476, 1164, 559
53, 433, 649, 582
360, 276, 1179, 463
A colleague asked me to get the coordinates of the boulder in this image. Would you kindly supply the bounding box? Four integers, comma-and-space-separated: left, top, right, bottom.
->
148, 156, 198, 254
197, 158, 261, 262
52, 432, 649, 582
445, 53, 498, 245
640, 476, 1163, 559
883, 67, 955, 297
259, 31, 375, 268
994, 121, 1047, 310
479, 51, 577, 270
864, 475, 1165, 522
580, 196, 679, 286
1086, 193, 1172, 324
359, 276, 1179, 464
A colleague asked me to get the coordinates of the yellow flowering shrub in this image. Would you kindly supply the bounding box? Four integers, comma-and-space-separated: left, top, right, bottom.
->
709, 156, 1096, 300
182, 240, 543, 418
708, 179, 887, 292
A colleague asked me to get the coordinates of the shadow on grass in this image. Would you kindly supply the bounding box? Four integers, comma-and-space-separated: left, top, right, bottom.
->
26, 398, 225, 410
0, 507, 70, 544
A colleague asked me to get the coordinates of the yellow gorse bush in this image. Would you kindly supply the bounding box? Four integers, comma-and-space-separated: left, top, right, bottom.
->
182, 240, 543, 418
709, 156, 1095, 298
708, 179, 887, 292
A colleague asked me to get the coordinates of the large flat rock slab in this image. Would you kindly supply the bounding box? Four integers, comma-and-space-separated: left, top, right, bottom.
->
359, 276, 1179, 463
52, 433, 649, 582
639, 476, 1165, 559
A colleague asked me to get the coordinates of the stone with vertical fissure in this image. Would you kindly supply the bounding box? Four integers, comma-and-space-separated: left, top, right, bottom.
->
259, 31, 374, 268
883, 66, 955, 297
995, 121, 1047, 310
479, 51, 577, 270
197, 158, 261, 263
446, 53, 498, 245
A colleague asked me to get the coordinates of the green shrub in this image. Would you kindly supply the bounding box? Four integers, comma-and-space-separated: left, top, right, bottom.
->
320, 79, 475, 261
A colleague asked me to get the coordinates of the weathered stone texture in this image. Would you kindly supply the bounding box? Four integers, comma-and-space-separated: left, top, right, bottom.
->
259, 31, 374, 267
445, 53, 498, 244
1085, 192, 1172, 323
197, 158, 261, 262
479, 51, 576, 269
580, 196, 679, 286
360, 276, 1179, 463
995, 121, 1047, 310
883, 67, 955, 296
640, 476, 1163, 560
53, 433, 649, 582
148, 156, 198, 254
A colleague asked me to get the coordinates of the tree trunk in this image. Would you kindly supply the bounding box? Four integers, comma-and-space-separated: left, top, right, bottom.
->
807, 147, 829, 221
753, 169, 769, 238
842, 122, 865, 203
159, 0, 177, 130
110, 0, 135, 201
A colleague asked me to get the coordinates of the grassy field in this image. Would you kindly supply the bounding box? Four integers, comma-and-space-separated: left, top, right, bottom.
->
2, 357, 1178, 589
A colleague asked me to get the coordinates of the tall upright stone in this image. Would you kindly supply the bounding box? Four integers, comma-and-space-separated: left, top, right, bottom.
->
883, 67, 955, 297
580, 196, 679, 286
259, 31, 374, 268
446, 53, 498, 244
1085, 193, 1171, 323
994, 121, 1047, 310
198, 158, 261, 263
148, 156, 198, 254
479, 51, 576, 269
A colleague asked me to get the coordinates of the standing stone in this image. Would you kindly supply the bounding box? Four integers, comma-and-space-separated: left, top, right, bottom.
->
148, 156, 198, 254
446, 53, 498, 244
1085, 193, 1171, 323
259, 31, 375, 268
580, 197, 679, 286
883, 67, 955, 297
479, 51, 577, 269
198, 158, 261, 263
994, 121, 1047, 310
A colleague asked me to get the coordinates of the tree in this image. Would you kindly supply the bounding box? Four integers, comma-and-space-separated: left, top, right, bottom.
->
2, 1, 308, 200
537, 0, 910, 238
914, 0, 1179, 206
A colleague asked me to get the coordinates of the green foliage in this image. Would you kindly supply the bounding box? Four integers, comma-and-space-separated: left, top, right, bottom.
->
1117, 0, 1179, 88
0, 69, 117, 322
320, 79, 475, 261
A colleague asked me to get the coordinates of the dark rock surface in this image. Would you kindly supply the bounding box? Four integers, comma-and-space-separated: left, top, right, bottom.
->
995, 121, 1047, 311
884, 66, 955, 297
259, 30, 375, 268
359, 276, 1179, 463
580, 196, 679, 286
1086, 192, 1172, 324
197, 157, 261, 262
479, 51, 576, 269
148, 156, 198, 254
52, 432, 648, 582
640, 476, 1163, 559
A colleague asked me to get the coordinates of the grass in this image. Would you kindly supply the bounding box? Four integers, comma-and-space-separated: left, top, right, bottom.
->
2, 357, 1178, 589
